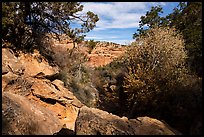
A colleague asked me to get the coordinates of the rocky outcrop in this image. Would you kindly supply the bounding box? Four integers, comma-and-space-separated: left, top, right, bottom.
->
84, 42, 126, 67
18, 49, 59, 77
2, 92, 61, 135
2, 48, 59, 78
3, 76, 83, 132
75, 106, 178, 135
51, 38, 127, 68
2, 48, 23, 91
2, 48, 59, 92
2, 48, 24, 75
2, 47, 180, 135
2, 48, 83, 134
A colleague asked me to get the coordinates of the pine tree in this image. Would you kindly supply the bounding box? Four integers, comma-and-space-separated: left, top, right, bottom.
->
2, 2, 99, 51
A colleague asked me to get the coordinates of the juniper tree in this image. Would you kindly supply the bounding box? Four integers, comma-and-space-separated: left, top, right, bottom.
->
2, 2, 99, 51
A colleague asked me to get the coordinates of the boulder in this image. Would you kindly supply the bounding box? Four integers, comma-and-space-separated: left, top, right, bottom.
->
3, 77, 83, 107
27, 93, 80, 132
2, 92, 61, 135
3, 66, 84, 131
18, 50, 59, 77
30, 79, 83, 108
75, 106, 178, 135
51, 79, 83, 108
2, 47, 59, 89
29, 79, 82, 131
2, 48, 24, 75
3, 76, 83, 132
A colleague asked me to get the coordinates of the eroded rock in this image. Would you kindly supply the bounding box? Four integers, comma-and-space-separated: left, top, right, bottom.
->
2, 92, 61, 135
3, 74, 83, 133
75, 106, 178, 135
2, 47, 181, 135
2, 48, 24, 75
18, 50, 59, 77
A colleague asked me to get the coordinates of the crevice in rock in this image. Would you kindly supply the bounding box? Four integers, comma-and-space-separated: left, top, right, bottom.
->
2, 71, 9, 75
7, 79, 17, 85
63, 96, 74, 100
53, 128, 75, 135
31, 93, 67, 107
39, 97, 57, 105
32, 73, 61, 82
7, 65, 14, 73
44, 73, 61, 82
74, 108, 81, 134
51, 83, 60, 91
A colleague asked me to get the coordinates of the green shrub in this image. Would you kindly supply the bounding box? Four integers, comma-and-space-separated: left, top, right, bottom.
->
52, 47, 100, 107
87, 39, 97, 54
90, 56, 129, 115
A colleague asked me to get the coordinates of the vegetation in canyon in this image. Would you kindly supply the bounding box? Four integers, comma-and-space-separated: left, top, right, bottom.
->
2, 2, 202, 135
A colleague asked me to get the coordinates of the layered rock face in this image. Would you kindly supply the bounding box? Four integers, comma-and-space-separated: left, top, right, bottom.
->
51, 38, 127, 68
84, 42, 126, 67
2, 48, 83, 135
2, 47, 180, 135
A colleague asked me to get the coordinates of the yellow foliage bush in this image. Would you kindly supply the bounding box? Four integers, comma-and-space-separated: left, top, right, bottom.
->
123, 27, 188, 114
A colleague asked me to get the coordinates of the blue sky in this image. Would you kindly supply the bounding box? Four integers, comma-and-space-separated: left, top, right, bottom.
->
80, 2, 179, 45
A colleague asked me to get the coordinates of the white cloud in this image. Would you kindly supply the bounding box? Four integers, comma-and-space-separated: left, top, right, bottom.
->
109, 39, 135, 45
160, 2, 166, 6
85, 35, 118, 40
80, 2, 171, 45
110, 36, 118, 39
150, 2, 166, 6
81, 2, 166, 30
85, 36, 100, 39
85, 33, 135, 45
